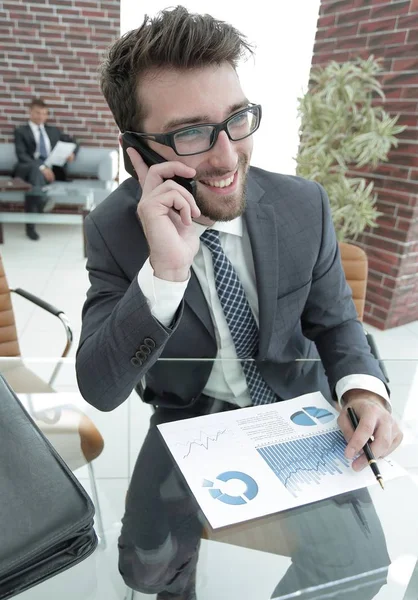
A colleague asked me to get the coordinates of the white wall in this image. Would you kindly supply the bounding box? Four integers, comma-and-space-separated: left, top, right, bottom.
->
120, 1, 321, 176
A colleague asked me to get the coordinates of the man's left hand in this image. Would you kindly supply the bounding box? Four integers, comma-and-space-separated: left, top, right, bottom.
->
67, 153, 75, 163
337, 389, 403, 471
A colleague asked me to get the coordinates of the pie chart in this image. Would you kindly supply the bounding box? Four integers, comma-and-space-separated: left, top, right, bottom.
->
291, 406, 335, 426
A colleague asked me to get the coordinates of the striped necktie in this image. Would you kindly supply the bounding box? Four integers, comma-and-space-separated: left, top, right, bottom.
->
201, 229, 277, 405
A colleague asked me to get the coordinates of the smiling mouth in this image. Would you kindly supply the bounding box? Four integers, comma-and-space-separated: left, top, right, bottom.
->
200, 171, 237, 189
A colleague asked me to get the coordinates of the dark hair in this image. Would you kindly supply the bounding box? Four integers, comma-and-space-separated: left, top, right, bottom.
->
29, 98, 47, 109
99, 6, 253, 132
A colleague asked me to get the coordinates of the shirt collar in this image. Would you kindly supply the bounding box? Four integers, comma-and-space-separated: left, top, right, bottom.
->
194, 216, 243, 239
29, 121, 45, 131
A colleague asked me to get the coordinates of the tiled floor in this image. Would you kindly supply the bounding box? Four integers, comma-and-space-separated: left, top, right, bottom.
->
1, 222, 418, 599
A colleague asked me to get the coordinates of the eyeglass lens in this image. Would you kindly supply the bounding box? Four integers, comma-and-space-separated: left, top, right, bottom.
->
173, 106, 259, 155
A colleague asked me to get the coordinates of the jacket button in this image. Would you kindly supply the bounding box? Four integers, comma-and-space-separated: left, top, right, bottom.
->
135, 349, 147, 361
131, 356, 142, 366
139, 344, 151, 355
144, 337, 156, 349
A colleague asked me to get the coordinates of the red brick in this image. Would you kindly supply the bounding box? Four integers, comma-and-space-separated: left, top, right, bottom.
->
376, 163, 414, 178
392, 58, 418, 72
371, 1, 410, 19
372, 305, 391, 321
384, 73, 418, 87
408, 30, 418, 44
401, 87, 418, 99
320, 23, 359, 37
384, 42, 418, 58
8, 10, 29, 19
397, 115, 418, 128
12, 27, 38, 37
29, 6, 55, 13
317, 14, 336, 28
368, 30, 407, 48
397, 142, 418, 155
381, 276, 397, 289
394, 129, 418, 145
374, 201, 398, 217
367, 258, 400, 278
376, 214, 397, 228
367, 282, 394, 301
359, 17, 397, 34
313, 39, 337, 52
366, 290, 392, 310
16, 18, 36, 26
397, 15, 418, 30
363, 314, 386, 329
336, 7, 371, 25
397, 206, 417, 219
81, 9, 106, 17
337, 35, 370, 50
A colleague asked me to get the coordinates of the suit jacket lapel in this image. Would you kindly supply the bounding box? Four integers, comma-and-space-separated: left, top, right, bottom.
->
244, 174, 279, 358
45, 125, 58, 149
25, 125, 36, 151
184, 271, 215, 337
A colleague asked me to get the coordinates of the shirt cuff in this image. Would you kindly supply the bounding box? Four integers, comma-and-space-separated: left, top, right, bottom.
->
137, 258, 189, 327
335, 374, 391, 411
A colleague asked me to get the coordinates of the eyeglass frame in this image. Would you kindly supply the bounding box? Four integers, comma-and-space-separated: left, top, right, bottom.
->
123, 103, 262, 157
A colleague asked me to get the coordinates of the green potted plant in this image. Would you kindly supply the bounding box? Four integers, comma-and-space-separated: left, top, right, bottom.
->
295, 56, 406, 241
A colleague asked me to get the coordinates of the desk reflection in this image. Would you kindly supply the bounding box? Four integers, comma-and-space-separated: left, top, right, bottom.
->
118, 407, 390, 599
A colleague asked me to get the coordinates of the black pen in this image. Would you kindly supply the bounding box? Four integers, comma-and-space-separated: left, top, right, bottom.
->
346, 407, 384, 490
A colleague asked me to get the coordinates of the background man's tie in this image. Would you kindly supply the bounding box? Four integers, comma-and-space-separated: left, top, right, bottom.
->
38, 127, 48, 161
200, 229, 276, 405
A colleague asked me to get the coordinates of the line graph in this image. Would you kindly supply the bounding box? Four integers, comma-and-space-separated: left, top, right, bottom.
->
176, 428, 228, 458
257, 430, 350, 497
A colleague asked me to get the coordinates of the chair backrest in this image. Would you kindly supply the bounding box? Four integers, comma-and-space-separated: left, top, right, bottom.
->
0, 254, 21, 356
339, 242, 368, 322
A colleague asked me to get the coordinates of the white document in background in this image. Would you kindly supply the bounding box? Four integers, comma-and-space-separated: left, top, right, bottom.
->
158, 391, 405, 529
44, 141, 77, 167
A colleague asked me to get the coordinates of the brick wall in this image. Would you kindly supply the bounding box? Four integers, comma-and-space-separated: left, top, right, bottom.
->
0, 0, 120, 147
313, 0, 418, 329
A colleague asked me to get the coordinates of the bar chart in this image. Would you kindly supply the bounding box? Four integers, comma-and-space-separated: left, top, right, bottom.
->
257, 430, 351, 497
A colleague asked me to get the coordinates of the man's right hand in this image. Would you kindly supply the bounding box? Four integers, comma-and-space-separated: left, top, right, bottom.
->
128, 147, 201, 282
42, 167, 55, 183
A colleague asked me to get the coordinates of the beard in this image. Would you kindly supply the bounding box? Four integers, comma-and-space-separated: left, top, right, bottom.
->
194, 154, 250, 222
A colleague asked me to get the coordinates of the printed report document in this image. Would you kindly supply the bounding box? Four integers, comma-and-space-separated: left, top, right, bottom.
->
158, 391, 405, 528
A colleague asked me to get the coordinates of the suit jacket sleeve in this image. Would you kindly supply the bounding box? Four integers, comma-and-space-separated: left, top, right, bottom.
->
301, 182, 389, 397
14, 127, 40, 166
76, 213, 183, 411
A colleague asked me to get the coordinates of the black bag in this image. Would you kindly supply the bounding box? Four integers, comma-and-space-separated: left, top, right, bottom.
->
0, 375, 98, 599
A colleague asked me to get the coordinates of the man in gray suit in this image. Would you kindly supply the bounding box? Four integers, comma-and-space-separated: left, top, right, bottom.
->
76, 7, 402, 599
13, 98, 78, 240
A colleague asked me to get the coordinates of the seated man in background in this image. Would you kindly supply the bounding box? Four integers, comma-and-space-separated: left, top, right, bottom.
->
13, 97, 79, 240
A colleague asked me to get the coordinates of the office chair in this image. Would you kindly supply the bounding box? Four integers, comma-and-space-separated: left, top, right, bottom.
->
0, 252, 106, 544
339, 242, 388, 382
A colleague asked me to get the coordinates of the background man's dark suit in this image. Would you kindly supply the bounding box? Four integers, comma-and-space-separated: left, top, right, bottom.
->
13, 124, 78, 231
76, 166, 387, 413
14, 124, 78, 180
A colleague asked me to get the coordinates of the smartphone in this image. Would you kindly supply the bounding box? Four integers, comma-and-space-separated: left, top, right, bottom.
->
121, 132, 196, 198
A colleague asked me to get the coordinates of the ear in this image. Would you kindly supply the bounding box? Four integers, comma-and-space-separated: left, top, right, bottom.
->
118, 133, 123, 147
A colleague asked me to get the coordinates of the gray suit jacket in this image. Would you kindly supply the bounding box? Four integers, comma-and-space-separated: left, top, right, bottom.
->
76, 167, 387, 412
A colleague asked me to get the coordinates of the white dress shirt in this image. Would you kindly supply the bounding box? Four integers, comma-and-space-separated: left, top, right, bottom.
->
137, 216, 390, 408
28, 120, 51, 160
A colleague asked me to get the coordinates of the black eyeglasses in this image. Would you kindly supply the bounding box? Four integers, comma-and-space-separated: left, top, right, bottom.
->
124, 103, 262, 157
